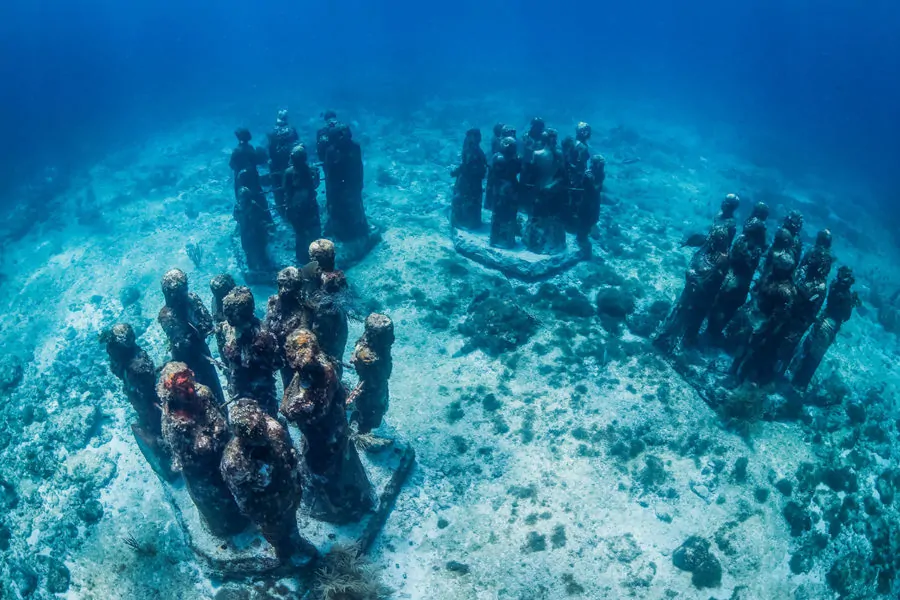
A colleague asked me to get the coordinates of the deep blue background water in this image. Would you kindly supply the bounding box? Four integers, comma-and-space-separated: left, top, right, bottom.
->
1, 0, 898, 203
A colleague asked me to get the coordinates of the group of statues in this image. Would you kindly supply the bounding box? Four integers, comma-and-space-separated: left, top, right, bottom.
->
655, 195, 859, 389
228, 110, 370, 276
103, 239, 396, 560
451, 118, 606, 254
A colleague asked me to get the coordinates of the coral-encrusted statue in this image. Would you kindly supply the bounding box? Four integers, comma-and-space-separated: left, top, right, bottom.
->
562, 122, 592, 237
265, 267, 311, 388
220, 398, 307, 560
209, 273, 237, 360
489, 137, 521, 249
714, 194, 742, 247
484, 123, 506, 210
450, 128, 487, 230
229, 127, 264, 197
266, 110, 300, 219
348, 314, 395, 434
282, 144, 322, 264
158, 268, 225, 405
281, 329, 373, 523
306, 239, 349, 364
706, 206, 769, 342
221, 287, 283, 416
783, 210, 805, 266
791, 266, 859, 389
103, 323, 162, 438
235, 168, 274, 276
523, 129, 567, 254
320, 120, 369, 244
519, 117, 546, 214
158, 362, 247, 537
654, 226, 731, 352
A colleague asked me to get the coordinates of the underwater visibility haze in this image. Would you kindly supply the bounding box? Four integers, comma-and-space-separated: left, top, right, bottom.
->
1, 0, 900, 598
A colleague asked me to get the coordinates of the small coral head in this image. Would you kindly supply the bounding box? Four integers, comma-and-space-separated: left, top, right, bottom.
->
164, 365, 196, 398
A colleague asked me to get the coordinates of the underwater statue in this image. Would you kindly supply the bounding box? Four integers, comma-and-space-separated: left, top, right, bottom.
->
791, 266, 859, 389
523, 129, 567, 254
265, 266, 312, 388
654, 226, 731, 352
158, 268, 225, 405
281, 329, 373, 523
757, 228, 799, 317
321, 121, 369, 243
266, 109, 300, 219
308, 238, 349, 294
220, 398, 309, 561
304, 239, 350, 365
348, 313, 395, 434
783, 210, 805, 266
578, 154, 606, 245
315, 110, 340, 164
158, 362, 247, 537
776, 230, 834, 372
706, 206, 769, 342
282, 144, 322, 265
488, 136, 520, 249
484, 122, 506, 210
715, 194, 741, 246
234, 168, 274, 276
450, 128, 487, 230
732, 236, 799, 384
519, 117, 546, 214
228, 127, 265, 197
220, 286, 283, 416
562, 122, 595, 240
209, 273, 237, 360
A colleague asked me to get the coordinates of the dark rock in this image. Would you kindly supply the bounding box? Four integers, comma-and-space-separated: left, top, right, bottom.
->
524, 531, 547, 552
0, 521, 10, 551
753, 487, 769, 503
446, 560, 470, 574
0, 356, 24, 394
672, 536, 722, 589
731, 457, 749, 483
0, 478, 18, 510
827, 553, 875, 597
457, 290, 538, 357
822, 466, 859, 493
37, 555, 71, 594
119, 286, 142, 308
876, 470, 896, 505
596, 287, 636, 325
774, 478, 793, 497
845, 401, 866, 424
437, 518, 450, 529
11, 561, 38, 597
783, 501, 812, 537
76, 499, 104, 524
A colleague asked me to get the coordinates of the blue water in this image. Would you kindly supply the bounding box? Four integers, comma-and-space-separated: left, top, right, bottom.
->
2, 0, 899, 201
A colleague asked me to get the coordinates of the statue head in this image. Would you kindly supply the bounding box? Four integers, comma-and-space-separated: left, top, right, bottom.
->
159, 362, 198, 410
751, 201, 769, 221
492, 122, 505, 137
465, 128, 482, 145
230, 398, 268, 444
234, 127, 252, 143
161, 268, 189, 305
721, 194, 741, 217
290, 144, 308, 166
576, 122, 592, 142
277, 266, 302, 296
276, 109, 289, 126
364, 313, 395, 348
103, 323, 137, 354
528, 117, 545, 139
784, 210, 804, 236
816, 229, 833, 249
223, 286, 256, 329
309, 238, 336, 272
285, 328, 320, 371
210, 273, 236, 301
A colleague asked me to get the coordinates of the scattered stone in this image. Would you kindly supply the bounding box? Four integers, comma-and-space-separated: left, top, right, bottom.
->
774, 478, 793, 497
551, 525, 567, 549
561, 573, 585, 595
0, 356, 24, 394
524, 531, 547, 553
457, 290, 538, 357
783, 501, 811, 537
0, 478, 18, 510
37, 555, 71, 594
822, 466, 859, 493
76, 499, 104, 524
119, 285, 142, 308
437, 518, 450, 530
446, 561, 470, 574
672, 536, 722, 589
753, 487, 770, 503
731, 457, 749, 483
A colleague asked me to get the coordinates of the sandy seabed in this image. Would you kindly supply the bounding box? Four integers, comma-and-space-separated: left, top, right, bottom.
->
0, 94, 898, 600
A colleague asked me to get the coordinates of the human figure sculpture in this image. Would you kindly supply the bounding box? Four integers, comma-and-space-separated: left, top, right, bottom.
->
348, 313, 395, 434
316, 110, 339, 164
450, 128, 487, 230
302, 239, 351, 365
265, 267, 311, 388
783, 210, 805, 266
281, 329, 373, 523
158, 362, 247, 537
791, 266, 859, 389
758, 228, 799, 317
519, 117, 546, 214
234, 168, 274, 275
577, 154, 606, 244
321, 122, 369, 243
282, 144, 322, 264
713, 194, 741, 246
523, 130, 567, 254
732, 237, 799, 384
308, 238, 349, 295
654, 226, 732, 352
563, 122, 595, 239
103, 323, 162, 437
267, 110, 300, 218
706, 206, 769, 342
158, 269, 225, 405
484, 123, 506, 211
210, 273, 237, 360
220, 398, 306, 560
776, 236, 833, 374
229, 128, 264, 197
221, 287, 283, 416
489, 137, 520, 249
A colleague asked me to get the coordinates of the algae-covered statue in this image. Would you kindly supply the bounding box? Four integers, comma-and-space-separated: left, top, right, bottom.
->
282, 144, 322, 264
158, 268, 225, 405
220, 398, 308, 561
229, 127, 265, 197
209, 273, 237, 360
281, 329, 373, 523
320, 121, 369, 244
523, 129, 567, 254
348, 313, 395, 434
158, 362, 247, 537
306, 239, 350, 365
782, 210, 805, 267
220, 286, 283, 416
654, 226, 731, 352
265, 266, 312, 388
519, 117, 546, 214
791, 266, 859, 389
450, 128, 487, 230
706, 205, 769, 342
484, 122, 506, 210
266, 109, 300, 219
234, 168, 274, 276
488, 137, 520, 249
776, 230, 834, 373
